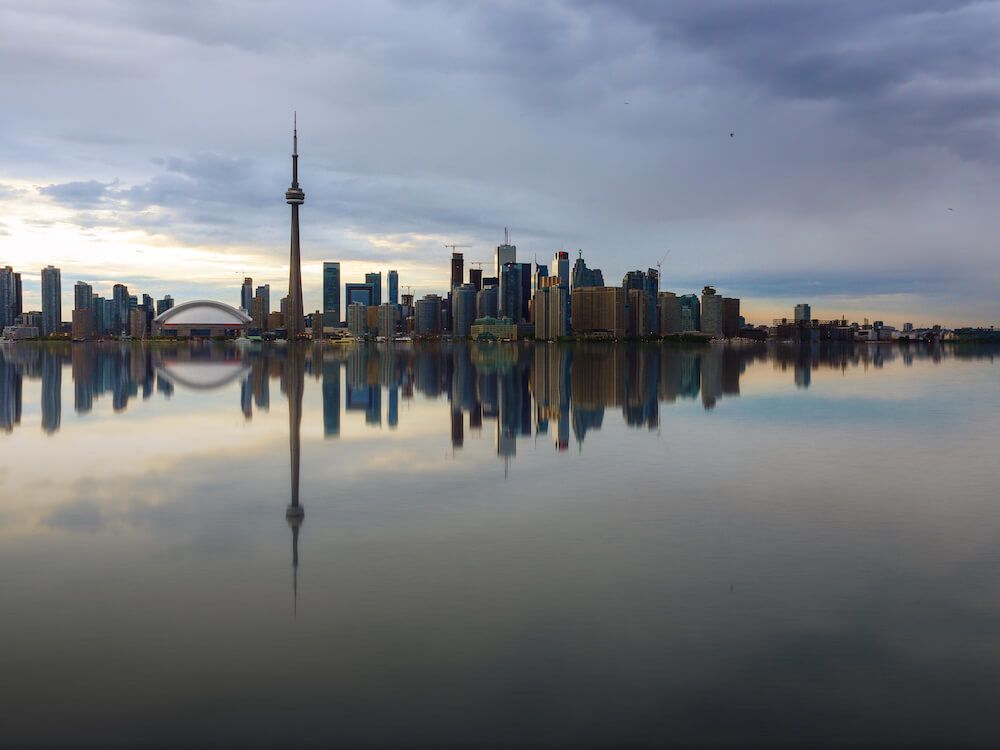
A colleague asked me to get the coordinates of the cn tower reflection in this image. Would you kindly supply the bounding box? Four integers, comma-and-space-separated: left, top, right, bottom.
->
283, 344, 306, 614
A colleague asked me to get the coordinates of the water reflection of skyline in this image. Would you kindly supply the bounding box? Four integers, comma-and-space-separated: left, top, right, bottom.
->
1, 341, 996, 445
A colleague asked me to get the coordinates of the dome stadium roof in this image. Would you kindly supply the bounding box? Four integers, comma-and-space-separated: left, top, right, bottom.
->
153, 300, 252, 326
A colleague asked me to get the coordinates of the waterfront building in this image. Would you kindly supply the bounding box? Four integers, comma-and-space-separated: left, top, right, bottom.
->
571, 286, 627, 337
129, 308, 148, 339
0, 266, 17, 331
679, 294, 700, 331
795, 303, 811, 323
499, 262, 531, 322
241, 277, 254, 312
345, 282, 376, 308
112, 284, 129, 336
151, 300, 252, 338
255, 285, 270, 319
452, 284, 477, 337
41, 265, 62, 336
659, 292, 681, 334
533, 284, 568, 340
378, 303, 399, 339
627, 288, 650, 337
267, 311, 284, 331
415, 295, 442, 336
71, 308, 94, 341
722, 298, 741, 338
347, 302, 367, 337
365, 272, 383, 306
470, 316, 525, 340
13, 272, 22, 318
323, 262, 340, 325
251, 296, 266, 331
74, 281, 93, 314
388, 269, 399, 305
284, 117, 306, 338
311, 309, 324, 340
700, 286, 723, 338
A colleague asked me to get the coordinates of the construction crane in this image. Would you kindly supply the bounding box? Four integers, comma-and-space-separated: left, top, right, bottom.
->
444, 244, 471, 253
655, 249, 671, 292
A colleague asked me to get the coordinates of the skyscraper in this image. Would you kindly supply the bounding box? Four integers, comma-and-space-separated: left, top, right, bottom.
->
113, 283, 129, 336
365, 272, 382, 306
388, 269, 399, 305
469, 267, 483, 291
452, 284, 477, 337
451, 253, 464, 290
0, 267, 16, 331
700, 286, 723, 338
156, 295, 175, 316
255, 285, 270, 319
74, 281, 93, 313
323, 262, 341, 324
552, 251, 570, 287
41, 265, 62, 337
284, 115, 306, 339
241, 277, 254, 312
495, 228, 516, 279
795, 303, 811, 322
571, 252, 604, 289
13, 272, 22, 318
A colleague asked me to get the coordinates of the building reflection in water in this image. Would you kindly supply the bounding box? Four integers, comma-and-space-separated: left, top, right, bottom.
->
1, 340, 996, 451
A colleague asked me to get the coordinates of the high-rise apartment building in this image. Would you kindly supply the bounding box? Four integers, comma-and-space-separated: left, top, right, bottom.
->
452, 284, 477, 337
387, 269, 399, 305
722, 297, 741, 338
679, 294, 700, 331
323, 262, 340, 324
0, 267, 17, 331
795, 303, 811, 322
241, 277, 254, 312
700, 286, 723, 338
627, 288, 650, 337
365, 272, 382, 306
659, 292, 682, 334
347, 302, 367, 337
255, 285, 270, 319
74, 281, 93, 313
377, 303, 399, 340
13, 272, 22, 319
112, 284, 129, 335
156, 295, 175, 316
468, 267, 483, 291
415, 295, 442, 336
41, 265, 62, 336
533, 284, 568, 340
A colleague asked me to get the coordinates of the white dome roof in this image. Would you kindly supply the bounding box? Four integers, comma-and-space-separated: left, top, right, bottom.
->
154, 300, 252, 326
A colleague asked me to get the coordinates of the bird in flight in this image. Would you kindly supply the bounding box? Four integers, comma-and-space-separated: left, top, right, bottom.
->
730, 132, 735, 137
948, 207, 954, 211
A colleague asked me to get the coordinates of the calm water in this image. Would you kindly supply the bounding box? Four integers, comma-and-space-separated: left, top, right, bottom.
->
2, 340, 998, 747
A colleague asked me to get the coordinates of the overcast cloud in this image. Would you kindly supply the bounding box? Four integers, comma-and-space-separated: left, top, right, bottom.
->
1, 0, 998, 324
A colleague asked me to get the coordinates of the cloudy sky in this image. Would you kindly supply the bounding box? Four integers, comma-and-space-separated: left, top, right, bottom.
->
1, 0, 998, 325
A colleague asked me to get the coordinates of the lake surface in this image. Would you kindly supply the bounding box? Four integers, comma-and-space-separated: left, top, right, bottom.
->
1, 340, 998, 748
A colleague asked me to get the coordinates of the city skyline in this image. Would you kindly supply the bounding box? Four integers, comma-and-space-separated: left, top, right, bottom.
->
2, 2, 1000, 327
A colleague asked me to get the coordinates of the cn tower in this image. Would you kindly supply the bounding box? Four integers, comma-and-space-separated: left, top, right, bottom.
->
284, 113, 305, 338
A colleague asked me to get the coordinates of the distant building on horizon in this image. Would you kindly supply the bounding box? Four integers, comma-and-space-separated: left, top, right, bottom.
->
795, 303, 811, 322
